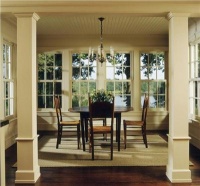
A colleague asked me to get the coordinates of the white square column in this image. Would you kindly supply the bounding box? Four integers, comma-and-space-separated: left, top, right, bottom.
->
15, 13, 41, 184
166, 12, 191, 183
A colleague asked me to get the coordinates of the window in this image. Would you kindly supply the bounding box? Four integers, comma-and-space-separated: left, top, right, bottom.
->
72, 53, 97, 107
189, 43, 200, 120
140, 52, 166, 109
3, 41, 14, 117
37, 53, 62, 108
106, 53, 131, 106
71, 52, 131, 107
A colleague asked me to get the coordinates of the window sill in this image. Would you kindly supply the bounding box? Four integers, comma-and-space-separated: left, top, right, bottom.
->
0, 120, 9, 127
190, 119, 200, 125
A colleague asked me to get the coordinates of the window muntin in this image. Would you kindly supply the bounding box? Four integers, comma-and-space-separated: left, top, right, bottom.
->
106, 53, 131, 106
140, 52, 166, 109
72, 53, 97, 107
189, 43, 200, 120
37, 53, 62, 108
3, 42, 14, 117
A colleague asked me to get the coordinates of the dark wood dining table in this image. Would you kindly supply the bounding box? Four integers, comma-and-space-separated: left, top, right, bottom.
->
68, 106, 133, 151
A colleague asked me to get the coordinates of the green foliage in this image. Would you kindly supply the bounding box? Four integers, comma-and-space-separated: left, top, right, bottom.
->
107, 53, 130, 79
140, 53, 165, 78
72, 94, 79, 107
90, 89, 114, 103
72, 53, 96, 80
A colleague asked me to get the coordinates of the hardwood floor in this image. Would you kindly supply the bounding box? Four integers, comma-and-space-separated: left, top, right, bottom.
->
5, 131, 200, 186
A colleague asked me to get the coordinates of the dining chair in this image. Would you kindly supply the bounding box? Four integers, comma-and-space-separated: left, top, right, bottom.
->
85, 93, 107, 142
88, 96, 115, 160
123, 94, 149, 149
54, 95, 80, 149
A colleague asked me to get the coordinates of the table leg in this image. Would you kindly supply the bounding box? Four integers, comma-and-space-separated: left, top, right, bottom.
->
115, 113, 121, 151
85, 118, 88, 142
80, 113, 85, 151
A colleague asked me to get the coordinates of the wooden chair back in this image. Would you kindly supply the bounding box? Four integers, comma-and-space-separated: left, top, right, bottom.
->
141, 95, 149, 123
54, 95, 62, 123
89, 96, 115, 130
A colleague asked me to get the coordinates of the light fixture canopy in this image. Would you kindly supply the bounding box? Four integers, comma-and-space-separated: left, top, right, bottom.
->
89, 17, 114, 65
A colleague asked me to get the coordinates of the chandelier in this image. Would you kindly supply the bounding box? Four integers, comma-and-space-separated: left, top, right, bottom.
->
89, 17, 114, 65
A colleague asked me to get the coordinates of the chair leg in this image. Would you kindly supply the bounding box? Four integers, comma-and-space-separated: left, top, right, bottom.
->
85, 119, 88, 142
59, 126, 63, 144
144, 136, 148, 148
116, 118, 118, 142
77, 125, 81, 149
111, 132, 113, 160
91, 133, 94, 160
88, 129, 91, 153
56, 126, 62, 149
56, 133, 59, 149
142, 126, 148, 148
103, 118, 107, 140
143, 133, 148, 148
123, 121, 127, 149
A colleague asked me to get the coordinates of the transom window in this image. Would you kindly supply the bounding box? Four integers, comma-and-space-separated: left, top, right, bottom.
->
140, 52, 166, 109
37, 53, 62, 108
3, 41, 14, 117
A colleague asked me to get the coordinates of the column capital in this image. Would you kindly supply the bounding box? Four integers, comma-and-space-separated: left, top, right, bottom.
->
166, 12, 190, 21
14, 12, 40, 21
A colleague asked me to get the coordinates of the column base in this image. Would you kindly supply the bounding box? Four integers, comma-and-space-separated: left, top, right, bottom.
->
166, 166, 191, 183
166, 134, 192, 183
15, 165, 40, 184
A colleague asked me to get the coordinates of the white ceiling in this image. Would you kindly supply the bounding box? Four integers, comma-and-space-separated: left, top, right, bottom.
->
37, 14, 169, 36
2, 0, 200, 37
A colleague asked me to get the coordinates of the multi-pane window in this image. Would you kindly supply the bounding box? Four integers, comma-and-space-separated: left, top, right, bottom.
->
71, 52, 131, 107
3, 42, 14, 117
72, 53, 97, 107
189, 43, 200, 120
140, 52, 166, 109
106, 53, 131, 106
37, 53, 62, 108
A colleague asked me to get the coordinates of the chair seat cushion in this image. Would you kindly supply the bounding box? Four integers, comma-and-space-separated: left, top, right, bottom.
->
92, 126, 111, 133
60, 120, 80, 125
124, 120, 144, 126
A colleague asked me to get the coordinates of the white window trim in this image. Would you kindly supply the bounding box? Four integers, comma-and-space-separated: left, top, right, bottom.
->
139, 51, 167, 111
70, 50, 132, 107
37, 51, 63, 111
1, 39, 15, 120
189, 42, 200, 121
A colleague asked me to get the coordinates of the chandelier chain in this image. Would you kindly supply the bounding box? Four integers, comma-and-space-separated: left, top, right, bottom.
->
89, 17, 114, 65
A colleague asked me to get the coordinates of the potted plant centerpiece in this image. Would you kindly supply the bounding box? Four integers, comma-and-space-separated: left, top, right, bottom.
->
90, 89, 114, 103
